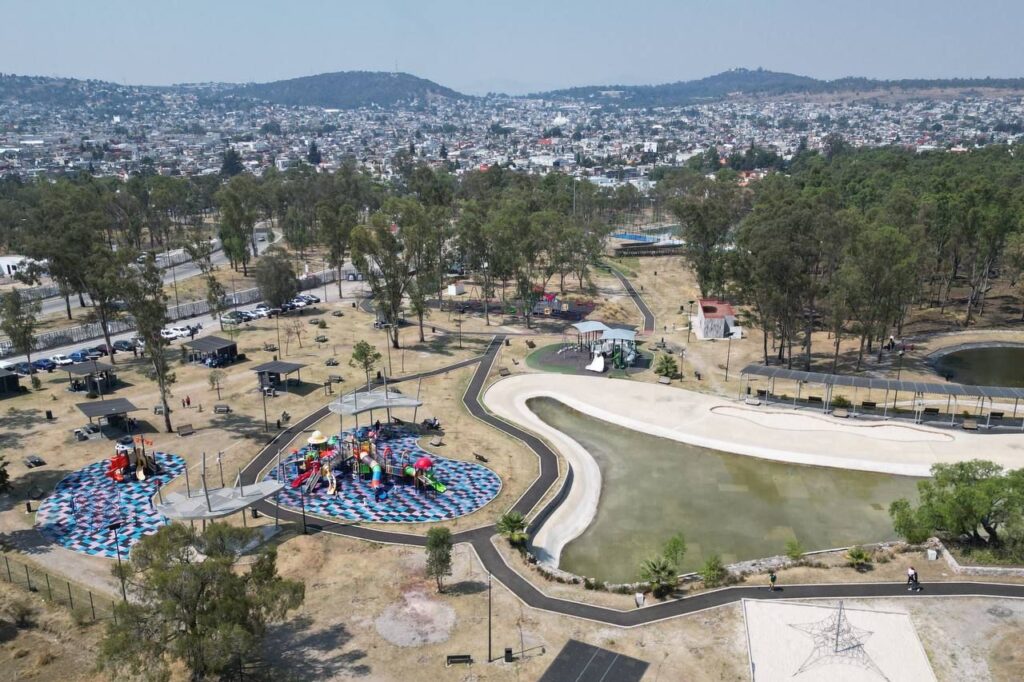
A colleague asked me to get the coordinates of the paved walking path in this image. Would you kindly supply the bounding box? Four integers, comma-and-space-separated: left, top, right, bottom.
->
242, 276, 1024, 626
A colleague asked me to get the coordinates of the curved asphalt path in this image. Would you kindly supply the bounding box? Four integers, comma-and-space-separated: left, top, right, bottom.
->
242, 292, 1024, 626
608, 267, 655, 334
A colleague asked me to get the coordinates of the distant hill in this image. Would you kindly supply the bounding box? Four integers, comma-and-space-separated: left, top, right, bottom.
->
535, 68, 1024, 106
223, 71, 468, 109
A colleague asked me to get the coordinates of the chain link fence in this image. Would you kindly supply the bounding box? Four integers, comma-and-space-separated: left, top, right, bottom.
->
0, 552, 120, 624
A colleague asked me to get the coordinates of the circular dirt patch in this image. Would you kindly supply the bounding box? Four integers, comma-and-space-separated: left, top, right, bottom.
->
374, 590, 455, 647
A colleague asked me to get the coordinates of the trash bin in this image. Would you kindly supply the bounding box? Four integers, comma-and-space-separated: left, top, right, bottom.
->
45, 410, 53, 420
504, 648, 513, 663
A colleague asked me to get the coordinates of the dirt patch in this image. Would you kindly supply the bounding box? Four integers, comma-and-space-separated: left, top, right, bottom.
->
374, 589, 456, 647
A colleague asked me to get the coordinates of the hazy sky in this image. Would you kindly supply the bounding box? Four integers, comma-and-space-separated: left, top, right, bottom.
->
2, 0, 1022, 94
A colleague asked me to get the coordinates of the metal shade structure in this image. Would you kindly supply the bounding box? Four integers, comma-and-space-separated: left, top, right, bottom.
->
328, 389, 422, 417
601, 328, 637, 342
571, 321, 611, 334
155, 480, 284, 521
76, 397, 140, 421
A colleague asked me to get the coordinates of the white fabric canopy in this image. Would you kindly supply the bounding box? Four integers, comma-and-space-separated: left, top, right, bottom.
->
601, 328, 637, 342
328, 389, 423, 417
571, 321, 611, 334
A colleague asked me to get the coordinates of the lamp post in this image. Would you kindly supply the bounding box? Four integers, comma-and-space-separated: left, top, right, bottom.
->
166, 246, 180, 312
323, 258, 329, 304
725, 333, 733, 381
382, 323, 394, 376
893, 349, 905, 411
686, 300, 696, 343
487, 571, 492, 663
108, 521, 128, 601
261, 379, 269, 431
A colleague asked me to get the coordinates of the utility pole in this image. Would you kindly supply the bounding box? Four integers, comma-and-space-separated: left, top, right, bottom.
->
487, 572, 492, 663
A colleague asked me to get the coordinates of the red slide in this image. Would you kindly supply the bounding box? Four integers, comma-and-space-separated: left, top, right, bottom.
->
290, 468, 316, 489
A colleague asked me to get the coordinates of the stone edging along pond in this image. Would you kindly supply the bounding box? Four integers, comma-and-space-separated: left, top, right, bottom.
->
938, 540, 1024, 578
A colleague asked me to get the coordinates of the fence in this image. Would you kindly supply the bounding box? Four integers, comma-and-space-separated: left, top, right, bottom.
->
17, 284, 62, 302
0, 267, 346, 356
0, 552, 120, 624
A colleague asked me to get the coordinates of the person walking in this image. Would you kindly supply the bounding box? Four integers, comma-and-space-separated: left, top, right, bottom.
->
907, 566, 921, 591
768, 570, 778, 592
186, 395, 191, 408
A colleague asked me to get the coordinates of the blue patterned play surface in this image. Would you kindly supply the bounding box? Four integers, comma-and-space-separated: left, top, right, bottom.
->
35, 453, 186, 559
266, 429, 501, 523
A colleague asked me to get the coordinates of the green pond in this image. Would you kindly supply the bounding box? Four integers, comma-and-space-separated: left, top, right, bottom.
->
932, 346, 1024, 387
528, 397, 921, 583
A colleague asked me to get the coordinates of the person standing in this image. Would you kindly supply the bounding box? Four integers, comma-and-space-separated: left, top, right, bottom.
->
186, 395, 191, 408
907, 566, 920, 591
768, 570, 778, 592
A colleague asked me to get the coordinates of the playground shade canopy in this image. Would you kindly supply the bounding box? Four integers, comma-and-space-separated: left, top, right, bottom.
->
740, 364, 1024, 400
76, 397, 141, 420
64, 361, 115, 376
328, 389, 422, 417
155, 481, 284, 520
601, 328, 637, 342
571, 321, 611, 334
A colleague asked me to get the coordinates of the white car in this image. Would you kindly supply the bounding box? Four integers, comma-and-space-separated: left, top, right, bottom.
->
249, 307, 269, 319
50, 354, 74, 367
171, 326, 193, 338
289, 298, 308, 308
160, 328, 179, 341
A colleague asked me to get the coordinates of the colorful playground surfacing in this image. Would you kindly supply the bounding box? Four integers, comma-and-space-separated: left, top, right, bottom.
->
265, 427, 501, 524
35, 453, 186, 559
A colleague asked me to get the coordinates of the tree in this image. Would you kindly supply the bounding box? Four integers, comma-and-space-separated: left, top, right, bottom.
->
425, 526, 453, 593
496, 511, 529, 548
888, 461, 1024, 547
350, 340, 382, 391
317, 202, 356, 297
671, 179, 743, 298
845, 546, 872, 570
254, 247, 298, 350
0, 291, 40, 375
307, 141, 322, 165
351, 200, 419, 348
121, 259, 176, 432
639, 556, 677, 598
784, 538, 806, 560
662, 533, 687, 570
98, 523, 304, 681
208, 369, 225, 400
220, 147, 244, 177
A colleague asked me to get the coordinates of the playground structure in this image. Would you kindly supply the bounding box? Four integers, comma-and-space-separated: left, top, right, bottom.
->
569, 321, 639, 372
282, 426, 448, 502
105, 437, 161, 483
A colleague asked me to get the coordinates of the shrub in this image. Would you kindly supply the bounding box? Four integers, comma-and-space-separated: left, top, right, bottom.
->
831, 395, 851, 408
496, 511, 529, 549
785, 538, 805, 561
5, 597, 35, 628
699, 554, 728, 587
30, 375, 41, 390
654, 353, 678, 377
846, 546, 873, 571
70, 607, 93, 627
318, 319, 327, 329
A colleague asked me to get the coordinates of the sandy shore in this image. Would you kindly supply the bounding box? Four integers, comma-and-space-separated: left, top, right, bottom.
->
483, 373, 1024, 569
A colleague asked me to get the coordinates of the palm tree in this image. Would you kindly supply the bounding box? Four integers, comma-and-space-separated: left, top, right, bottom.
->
654, 353, 678, 377
640, 556, 678, 598
496, 511, 529, 548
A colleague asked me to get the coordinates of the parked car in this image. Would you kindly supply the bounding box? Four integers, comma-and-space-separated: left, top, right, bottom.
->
222, 311, 244, 324
50, 354, 74, 367
205, 355, 229, 368
68, 350, 93, 363
160, 328, 179, 341
254, 303, 269, 312
91, 343, 115, 355
32, 358, 56, 372
289, 298, 308, 308
13, 361, 35, 375
249, 307, 269, 319
235, 311, 254, 322
112, 340, 135, 352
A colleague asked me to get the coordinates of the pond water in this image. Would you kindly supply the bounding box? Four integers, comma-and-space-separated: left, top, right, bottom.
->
528, 397, 921, 583
931, 346, 1024, 387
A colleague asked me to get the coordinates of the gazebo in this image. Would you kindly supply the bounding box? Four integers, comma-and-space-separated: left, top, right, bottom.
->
570, 320, 610, 349
76, 397, 141, 431
64, 361, 117, 395
252, 360, 306, 394
0, 368, 21, 394
184, 335, 238, 363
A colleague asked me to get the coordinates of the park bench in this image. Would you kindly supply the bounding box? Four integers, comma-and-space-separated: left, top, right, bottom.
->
922, 407, 940, 418
990, 411, 1004, 421
473, 452, 489, 463
213, 404, 231, 415
756, 389, 768, 399
446, 654, 473, 667
178, 423, 195, 437
263, 343, 278, 352
430, 435, 444, 447
328, 374, 343, 383
498, 367, 511, 377
807, 396, 823, 405
153, 404, 171, 415
962, 419, 979, 431
658, 376, 671, 385
860, 401, 877, 410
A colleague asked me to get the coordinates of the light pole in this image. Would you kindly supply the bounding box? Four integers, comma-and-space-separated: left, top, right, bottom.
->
382, 323, 394, 376
166, 246, 181, 312
108, 521, 127, 601
686, 300, 695, 343
487, 571, 492, 663
261, 380, 269, 431
725, 333, 733, 381
893, 349, 905, 410
323, 258, 329, 304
